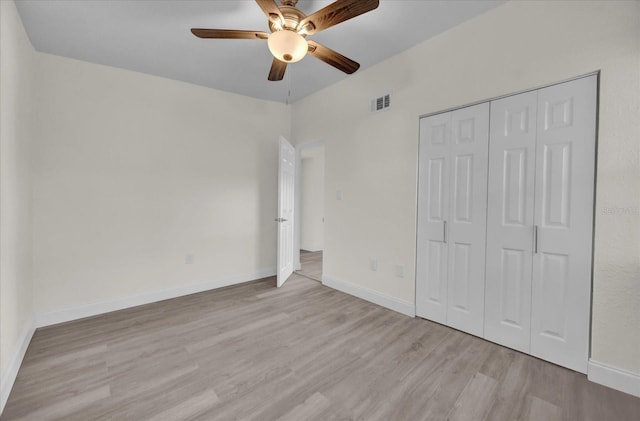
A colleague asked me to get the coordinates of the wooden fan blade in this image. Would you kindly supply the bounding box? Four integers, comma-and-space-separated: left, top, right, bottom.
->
268, 58, 287, 81
255, 0, 284, 25
297, 0, 379, 35
307, 40, 360, 74
191, 29, 269, 40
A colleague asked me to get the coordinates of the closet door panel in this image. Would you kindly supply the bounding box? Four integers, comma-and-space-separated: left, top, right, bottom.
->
446, 102, 490, 337
484, 91, 537, 352
416, 113, 451, 323
531, 75, 597, 374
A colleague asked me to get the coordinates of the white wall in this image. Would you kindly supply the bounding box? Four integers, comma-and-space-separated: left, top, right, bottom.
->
0, 0, 35, 408
292, 0, 640, 376
300, 146, 325, 251
31, 53, 291, 320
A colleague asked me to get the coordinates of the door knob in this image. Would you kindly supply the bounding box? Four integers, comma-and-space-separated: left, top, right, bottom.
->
275, 218, 288, 222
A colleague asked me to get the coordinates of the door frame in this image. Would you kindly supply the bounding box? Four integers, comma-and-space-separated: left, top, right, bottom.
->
294, 140, 326, 272
417, 71, 600, 120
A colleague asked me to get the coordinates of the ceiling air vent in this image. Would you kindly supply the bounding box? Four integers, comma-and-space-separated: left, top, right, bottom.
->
371, 93, 391, 113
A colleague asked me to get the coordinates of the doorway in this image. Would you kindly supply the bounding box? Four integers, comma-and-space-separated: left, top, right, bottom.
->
295, 142, 325, 282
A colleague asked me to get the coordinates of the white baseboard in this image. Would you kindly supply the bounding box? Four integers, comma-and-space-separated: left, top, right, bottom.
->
588, 359, 640, 398
322, 275, 415, 318
300, 247, 323, 253
1, 320, 36, 414
36, 267, 276, 328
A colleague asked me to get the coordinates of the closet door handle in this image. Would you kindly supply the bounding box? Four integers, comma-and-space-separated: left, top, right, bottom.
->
534, 225, 539, 254
443, 221, 448, 244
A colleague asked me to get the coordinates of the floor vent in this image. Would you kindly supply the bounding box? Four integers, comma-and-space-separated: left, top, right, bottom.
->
371, 93, 391, 112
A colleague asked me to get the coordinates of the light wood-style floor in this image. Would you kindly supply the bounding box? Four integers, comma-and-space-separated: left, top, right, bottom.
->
3, 275, 639, 420
297, 250, 322, 281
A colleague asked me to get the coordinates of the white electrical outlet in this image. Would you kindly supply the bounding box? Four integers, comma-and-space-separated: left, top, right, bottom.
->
395, 264, 405, 278
369, 258, 378, 271
185, 254, 195, 264
336, 190, 343, 200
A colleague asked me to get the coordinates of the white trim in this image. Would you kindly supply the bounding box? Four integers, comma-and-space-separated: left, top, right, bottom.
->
322, 275, 415, 318
300, 247, 323, 253
588, 359, 640, 398
35, 267, 276, 328
418, 71, 599, 119
1, 320, 36, 414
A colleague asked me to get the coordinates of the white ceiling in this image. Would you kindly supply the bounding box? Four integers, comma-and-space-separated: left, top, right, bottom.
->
15, 0, 505, 103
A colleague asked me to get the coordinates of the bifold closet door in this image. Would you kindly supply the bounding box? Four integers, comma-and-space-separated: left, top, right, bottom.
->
484, 91, 538, 353
416, 103, 489, 337
531, 75, 597, 374
446, 104, 490, 337
416, 112, 451, 324
484, 75, 597, 373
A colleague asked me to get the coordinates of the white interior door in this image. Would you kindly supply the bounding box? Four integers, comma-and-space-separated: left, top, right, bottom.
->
416, 112, 451, 323
484, 91, 538, 352
446, 103, 490, 337
530, 75, 597, 373
277, 136, 296, 288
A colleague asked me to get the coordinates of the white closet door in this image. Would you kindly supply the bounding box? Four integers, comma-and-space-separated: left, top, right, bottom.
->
484, 91, 538, 352
416, 112, 451, 323
531, 75, 597, 374
446, 103, 490, 337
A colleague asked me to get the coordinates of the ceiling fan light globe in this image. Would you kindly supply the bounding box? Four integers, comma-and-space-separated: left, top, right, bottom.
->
267, 30, 307, 63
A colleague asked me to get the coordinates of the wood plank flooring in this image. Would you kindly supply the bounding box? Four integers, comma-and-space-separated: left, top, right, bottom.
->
296, 250, 322, 281
2, 275, 639, 420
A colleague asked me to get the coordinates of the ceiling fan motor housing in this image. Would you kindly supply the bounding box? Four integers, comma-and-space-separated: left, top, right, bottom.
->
269, 6, 306, 33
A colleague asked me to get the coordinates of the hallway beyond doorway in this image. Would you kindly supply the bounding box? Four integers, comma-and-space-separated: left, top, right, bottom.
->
297, 250, 322, 281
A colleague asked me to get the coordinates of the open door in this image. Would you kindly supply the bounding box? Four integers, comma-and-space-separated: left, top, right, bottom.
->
276, 136, 295, 287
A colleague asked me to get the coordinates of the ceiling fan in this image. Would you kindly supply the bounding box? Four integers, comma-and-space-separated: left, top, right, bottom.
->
191, 0, 380, 81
